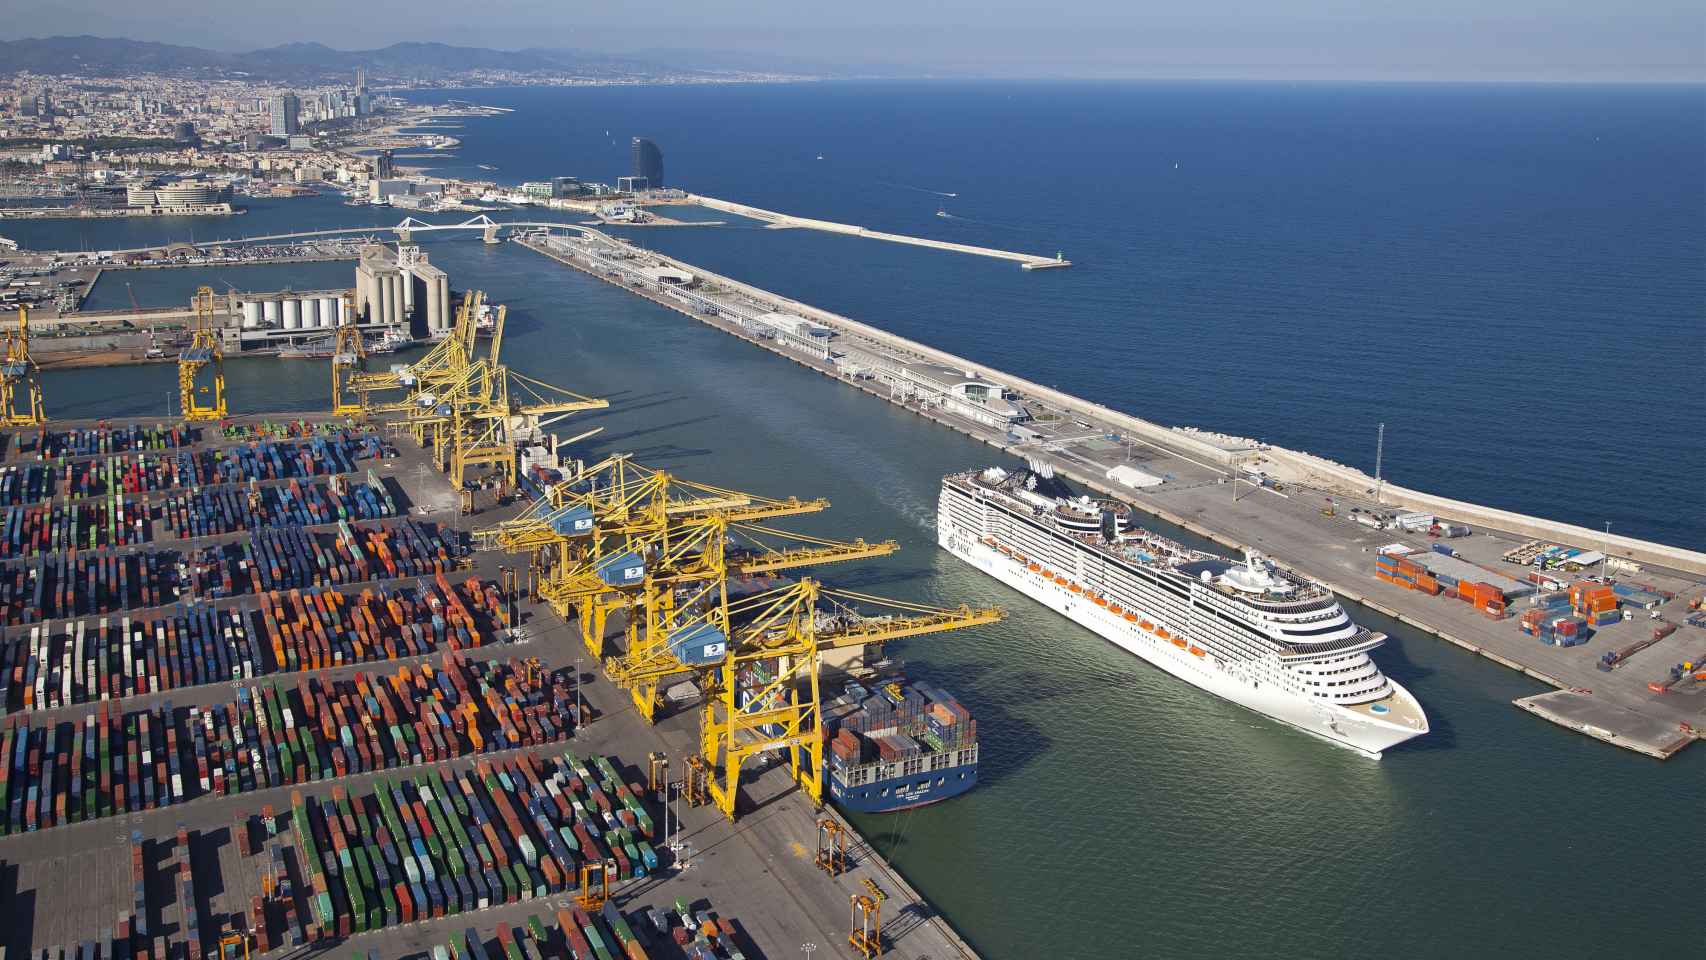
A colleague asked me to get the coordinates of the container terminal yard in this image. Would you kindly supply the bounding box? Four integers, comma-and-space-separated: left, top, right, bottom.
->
0, 290, 991, 959
519, 227, 1706, 761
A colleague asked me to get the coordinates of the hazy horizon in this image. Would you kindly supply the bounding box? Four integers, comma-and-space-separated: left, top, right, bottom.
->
2, 1, 1702, 82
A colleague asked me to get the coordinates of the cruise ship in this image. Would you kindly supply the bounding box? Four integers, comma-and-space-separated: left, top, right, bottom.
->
938, 465, 1428, 756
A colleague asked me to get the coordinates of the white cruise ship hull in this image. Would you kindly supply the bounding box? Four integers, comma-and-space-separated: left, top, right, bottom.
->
938, 526, 1426, 756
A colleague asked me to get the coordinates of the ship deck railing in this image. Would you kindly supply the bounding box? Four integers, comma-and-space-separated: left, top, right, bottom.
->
1275, 628, 1385, 660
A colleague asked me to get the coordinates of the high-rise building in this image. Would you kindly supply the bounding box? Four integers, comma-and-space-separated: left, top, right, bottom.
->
373, 149, 395, 180
270, 93, 300, 137
354, 67, 368, 116
631, 137, 663, 189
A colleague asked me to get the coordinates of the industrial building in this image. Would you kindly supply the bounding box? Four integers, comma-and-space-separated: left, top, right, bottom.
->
354, 243, 451, 338
227, 289, 349, 346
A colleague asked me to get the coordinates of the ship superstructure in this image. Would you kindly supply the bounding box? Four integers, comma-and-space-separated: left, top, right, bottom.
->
938, 465, 1427, 755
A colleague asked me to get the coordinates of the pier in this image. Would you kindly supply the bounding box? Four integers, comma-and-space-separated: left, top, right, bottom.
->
688, 194, 1072, 269
0, 203, 240, 220
522, 229, 1705, 761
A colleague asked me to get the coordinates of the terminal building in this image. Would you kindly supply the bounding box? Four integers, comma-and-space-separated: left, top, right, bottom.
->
881, 361, 1031, 427
747, 311, 834, 360
123, 180, 235, 215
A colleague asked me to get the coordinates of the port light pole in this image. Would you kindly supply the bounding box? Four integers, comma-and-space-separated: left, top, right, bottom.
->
1374, 422, 1386, 505
1602, 522, 1611, 580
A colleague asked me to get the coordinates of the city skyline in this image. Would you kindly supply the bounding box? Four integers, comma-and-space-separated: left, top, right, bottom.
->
0, 0, 1701, 82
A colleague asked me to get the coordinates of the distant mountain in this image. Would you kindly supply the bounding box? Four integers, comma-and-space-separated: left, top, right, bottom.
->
0, 36, 230, 75
0, 35, 808, 82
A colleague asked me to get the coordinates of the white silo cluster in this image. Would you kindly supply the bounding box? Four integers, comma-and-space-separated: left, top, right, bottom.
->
234, 291, 349, 339
357, 243, 447, 336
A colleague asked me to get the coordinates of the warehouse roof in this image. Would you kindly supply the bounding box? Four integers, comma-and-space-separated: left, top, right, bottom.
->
1412, 552, 1533, 597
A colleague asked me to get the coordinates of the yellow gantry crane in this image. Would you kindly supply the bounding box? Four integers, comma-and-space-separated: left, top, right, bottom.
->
691, 578, 1001, 820
444, 364, 606, 491
487, 454, 829, 567
0, 305, 46, 426
478, 456, 1001, 821
330, 292, 367, 416
351, 287, 607, 493
178, 285, 227, 422
346, 288, 484, 407
483, 455, 841, 660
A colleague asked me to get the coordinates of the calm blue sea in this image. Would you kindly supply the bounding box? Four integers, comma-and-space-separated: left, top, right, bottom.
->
397, 81, 1706, 550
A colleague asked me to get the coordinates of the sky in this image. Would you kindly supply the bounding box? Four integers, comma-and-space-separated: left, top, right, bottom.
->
6, 0, 1704, 81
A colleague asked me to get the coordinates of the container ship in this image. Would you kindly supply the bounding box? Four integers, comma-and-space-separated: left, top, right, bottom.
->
938, 464, 1428, 756
822, 677, 978, 813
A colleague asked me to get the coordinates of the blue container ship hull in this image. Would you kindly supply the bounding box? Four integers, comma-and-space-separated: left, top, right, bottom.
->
829, 760, 979, 813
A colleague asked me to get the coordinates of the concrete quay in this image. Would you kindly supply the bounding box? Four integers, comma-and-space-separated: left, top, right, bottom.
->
520, 232, 1705, 761
0, 204, 240, 220
0, 413, 982, 960
688, 193, 1071, 269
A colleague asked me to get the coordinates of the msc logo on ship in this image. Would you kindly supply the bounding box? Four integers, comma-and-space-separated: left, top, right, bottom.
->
572, 517, 593, 532
621, 565, 645, 580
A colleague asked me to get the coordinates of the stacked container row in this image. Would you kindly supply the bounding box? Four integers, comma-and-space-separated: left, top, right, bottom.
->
158, 475, 395, 540
235, 748, 659, 946
1, 607, 257, 713
2, 576, 505, 714
15, 423, 195, 461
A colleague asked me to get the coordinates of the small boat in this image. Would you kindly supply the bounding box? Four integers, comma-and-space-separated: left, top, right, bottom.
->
368, 328, 413, 354
474, 301, 501, 338
816, 154, 825, 160
278, 338, 335, 360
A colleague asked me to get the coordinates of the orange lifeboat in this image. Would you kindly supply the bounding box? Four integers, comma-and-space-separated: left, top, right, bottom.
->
1172, 638, 1189, 649
1188, 645, 1206, 656
1054, 576, 1069, 586
1068, 583, 1083, 594
1027, 562, 1041, 572
1156, 627, 1171, 640
1122, 612, 1138, 622
1108, 604, 1123, 615
1093, 596, 1108, 608
1140, 621, 1154, 632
